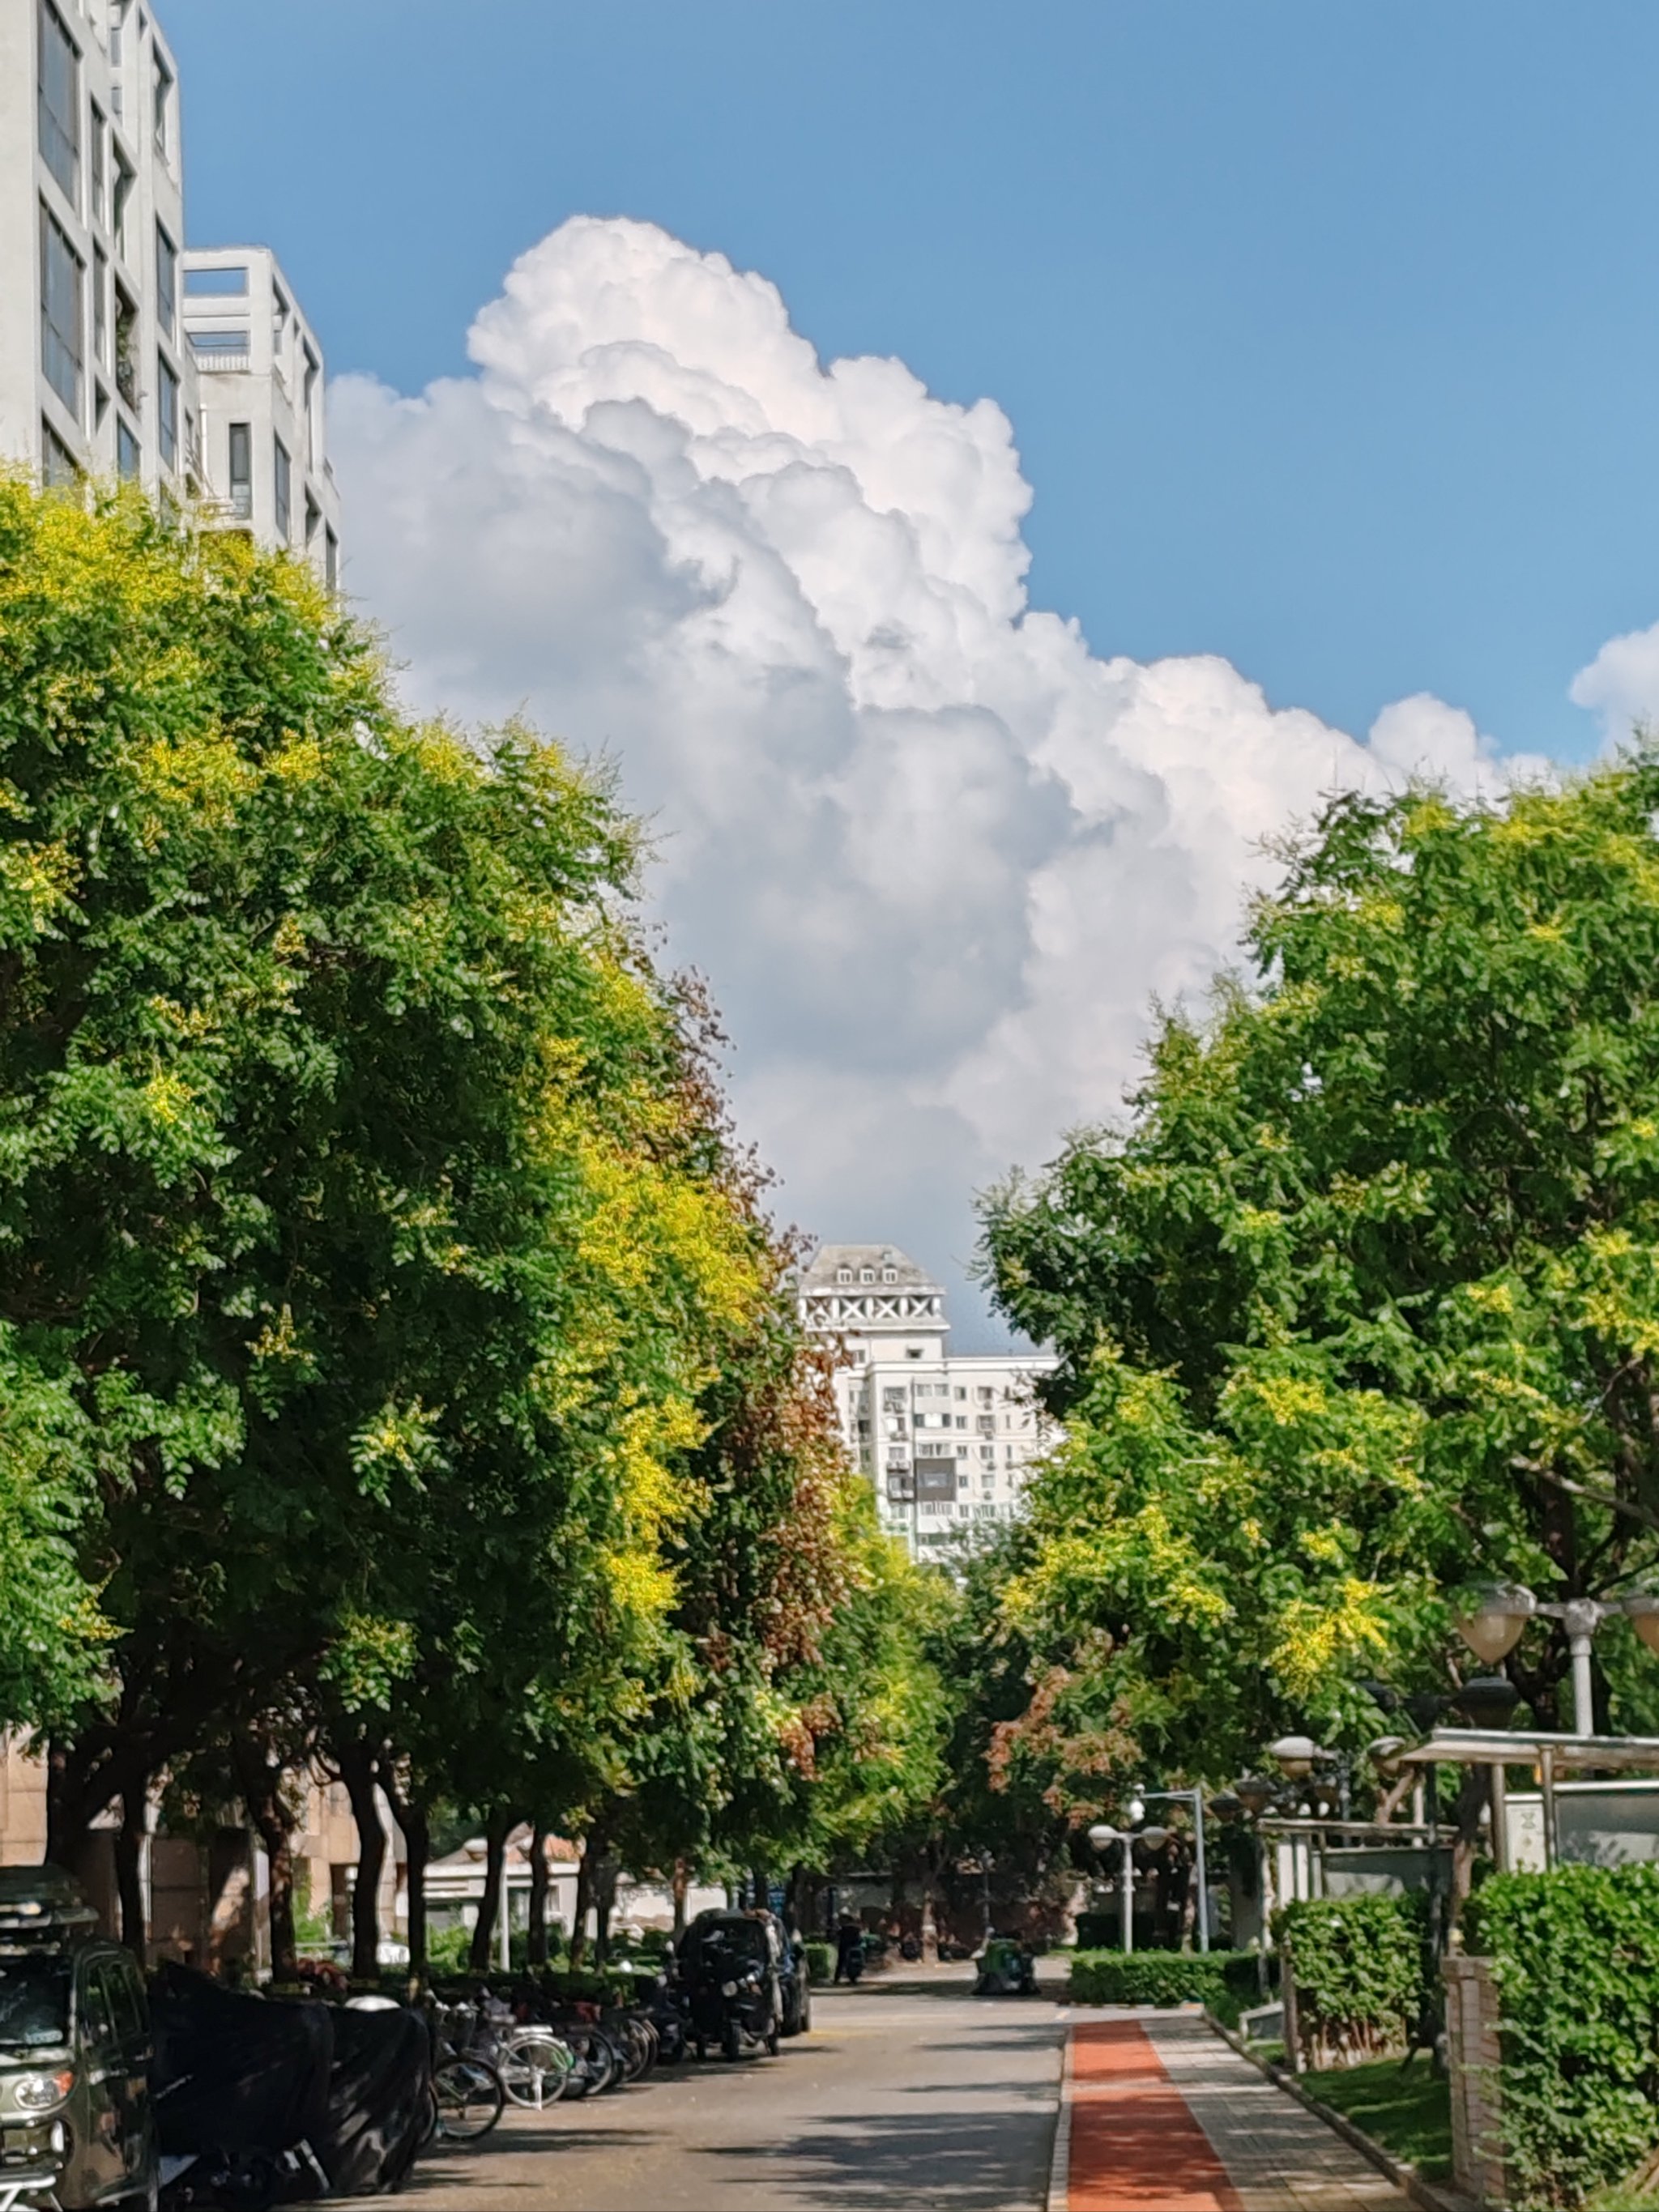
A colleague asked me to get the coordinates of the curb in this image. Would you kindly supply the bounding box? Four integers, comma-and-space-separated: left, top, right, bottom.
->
1046, 2016, 1073, 2212
1202, 2011, 1483, 2212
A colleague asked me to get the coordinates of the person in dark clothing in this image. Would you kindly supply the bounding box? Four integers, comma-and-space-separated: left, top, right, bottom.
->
834, 1919, 864, 1984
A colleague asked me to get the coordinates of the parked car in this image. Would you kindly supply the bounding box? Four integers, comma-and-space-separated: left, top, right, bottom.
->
676, 1912, 784, 2061
0, 1865, 157, 2210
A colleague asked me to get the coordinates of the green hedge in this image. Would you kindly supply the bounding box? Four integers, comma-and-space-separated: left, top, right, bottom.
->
1466, 1863, 1659, 2210
1273, 1894, 1429, 2070
1068, 1948, 1256, 2009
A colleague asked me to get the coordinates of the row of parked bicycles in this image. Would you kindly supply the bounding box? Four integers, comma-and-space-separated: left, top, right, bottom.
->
424, 1905, 812, 2146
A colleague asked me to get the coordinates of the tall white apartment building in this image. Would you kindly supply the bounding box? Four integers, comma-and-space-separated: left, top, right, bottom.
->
0, 0, 338, 571
799, 1244, 1059, 1561
181, 247, 339, 584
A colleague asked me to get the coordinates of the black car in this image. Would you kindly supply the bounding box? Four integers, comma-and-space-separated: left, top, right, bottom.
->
0, 1867, 157, 2210
676, 1912, 784, 2061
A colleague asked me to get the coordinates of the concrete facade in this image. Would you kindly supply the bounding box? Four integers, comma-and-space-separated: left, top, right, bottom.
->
799, 1244, 1058, 1560
181, 245, 339, 577
0, 0, 190, 496
0, 0, 338, 573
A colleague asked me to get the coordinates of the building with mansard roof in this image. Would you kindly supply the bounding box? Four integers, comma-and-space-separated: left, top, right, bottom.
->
799, 1243, 1058, 1562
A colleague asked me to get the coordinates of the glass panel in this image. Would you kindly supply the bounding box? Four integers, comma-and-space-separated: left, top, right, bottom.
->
228, 420, 251, 518
42, 422, 79, 488
36, 2, 79, 205
155, 224, 176, 337
117, 416, 139, 479
89, 104, 105, 226
0, 1955, 71, 2048
272, 435, 290, 539
156, 354, 177, 469
40, 203, 83, 418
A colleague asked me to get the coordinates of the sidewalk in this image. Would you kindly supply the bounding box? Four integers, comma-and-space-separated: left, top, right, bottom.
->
1057, 2014, 1412, 2212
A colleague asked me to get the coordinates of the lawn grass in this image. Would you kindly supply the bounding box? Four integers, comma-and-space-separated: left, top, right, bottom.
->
1301, 2055, 1452, 2181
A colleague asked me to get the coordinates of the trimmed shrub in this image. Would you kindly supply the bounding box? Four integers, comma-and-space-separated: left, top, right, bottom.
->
1465, 1862, 1659, 2210
1068, 1949, 1255, 2008
1273, 1893, 1429, 2070
804, 1941, 835, 1986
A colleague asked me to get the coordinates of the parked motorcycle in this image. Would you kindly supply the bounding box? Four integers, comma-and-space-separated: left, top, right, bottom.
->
973, 1936, 1037, 1996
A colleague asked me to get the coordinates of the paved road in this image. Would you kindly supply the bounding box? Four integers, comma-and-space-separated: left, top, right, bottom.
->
382, 1975, 1064, 2211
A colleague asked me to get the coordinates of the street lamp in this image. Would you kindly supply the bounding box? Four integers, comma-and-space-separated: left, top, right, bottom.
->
1269, 1735, 1322, 1783
1085, 1824, 1134, 1956
1452, 1583, 1659, 1736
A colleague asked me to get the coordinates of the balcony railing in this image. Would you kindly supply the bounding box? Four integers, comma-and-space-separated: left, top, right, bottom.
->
194, 349, 250, 374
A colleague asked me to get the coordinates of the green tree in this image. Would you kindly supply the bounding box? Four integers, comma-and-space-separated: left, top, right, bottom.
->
0, 478, 770, 1902
981, 756, 1659, 1802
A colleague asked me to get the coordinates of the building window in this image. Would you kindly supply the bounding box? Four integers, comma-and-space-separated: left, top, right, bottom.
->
92, 246, 106, 367
39, 204, 82, 418
113, 283, 136, 407
835, 1267, 851, 1284
881, 1267, 897, 1283
273, 434, 291, 540
151, 52, 172, 157
41, 420, 78, 488
114, 415, 137, 476
304, 491, 321, 544
155, 223, 176, 338
156, 352, 177, 469
89, 102, 106, 228
228, 421, 252, 519
112, 147, 134, 260
324, 526, 338, 590
37, 2, 79, 206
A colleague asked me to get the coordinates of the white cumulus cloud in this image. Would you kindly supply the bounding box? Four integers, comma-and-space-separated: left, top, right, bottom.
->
330, 215, 1541, 1343
1570, 621, 1659, 747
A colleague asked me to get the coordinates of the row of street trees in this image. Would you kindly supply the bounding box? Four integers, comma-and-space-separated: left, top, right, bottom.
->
974, 756, 1659, 1831
0, 475, 945, 1975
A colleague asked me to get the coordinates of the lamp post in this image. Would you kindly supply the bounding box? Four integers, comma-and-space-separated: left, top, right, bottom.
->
1452, 1584, 1659, 1737
1086, 1824, 1133, 1955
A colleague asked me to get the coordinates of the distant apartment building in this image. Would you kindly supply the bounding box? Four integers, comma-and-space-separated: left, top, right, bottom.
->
798, 1244, 1059, 1560
0, 0, 338, 570
182, 246, 339, 582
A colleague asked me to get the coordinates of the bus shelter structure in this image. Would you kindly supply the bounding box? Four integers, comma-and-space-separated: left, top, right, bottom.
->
1397, 1726, 1659, 1869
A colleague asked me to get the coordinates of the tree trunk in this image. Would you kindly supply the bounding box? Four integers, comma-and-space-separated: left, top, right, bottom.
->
114, 1778, 147, 1961
593, 1851, 619, 1967
919, 1851, 939, 1967
672, 1857, 689, 1940
467, 1808, 512, 1974
570, 1822, 610, 1968
336, 1740, 386, 1982
377, 1767, 429, 1984
232, 1744, 299, 1983
527, 1822, 549, 1968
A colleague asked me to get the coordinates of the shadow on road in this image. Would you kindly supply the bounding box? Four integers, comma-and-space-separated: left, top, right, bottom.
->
703, 2104, 1053, 2209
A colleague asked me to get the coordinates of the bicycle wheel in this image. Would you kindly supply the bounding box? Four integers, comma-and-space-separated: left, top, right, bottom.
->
434, 2057, 505, 2142
498, 2031, 574, 2109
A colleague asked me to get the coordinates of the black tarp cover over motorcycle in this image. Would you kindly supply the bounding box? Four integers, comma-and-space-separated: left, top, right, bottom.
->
150, 1963, 428, 2199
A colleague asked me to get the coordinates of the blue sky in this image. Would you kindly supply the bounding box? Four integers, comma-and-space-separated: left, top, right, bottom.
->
156, 2, 1659, 1339
167, 0, 1659, 767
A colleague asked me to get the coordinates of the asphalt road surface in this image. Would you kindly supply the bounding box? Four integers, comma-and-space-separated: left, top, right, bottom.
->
382, 1974, 1064, 2211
